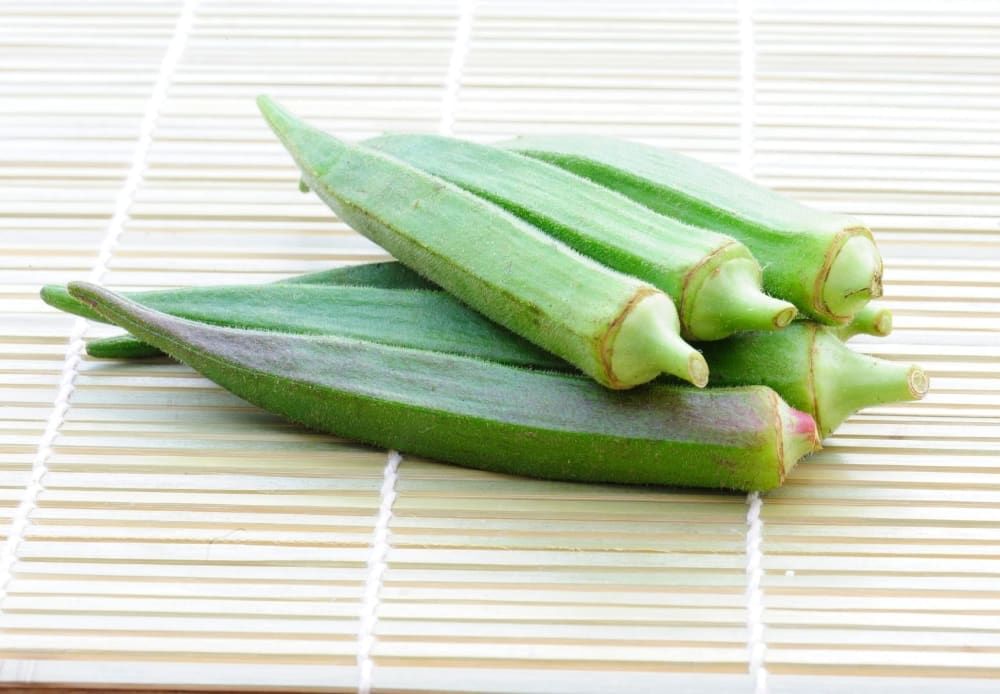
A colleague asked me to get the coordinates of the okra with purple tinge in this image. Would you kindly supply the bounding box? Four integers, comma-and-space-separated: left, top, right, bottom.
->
67, 281, 819, 493
50, 265, 927, 439
697, 322, 926, 436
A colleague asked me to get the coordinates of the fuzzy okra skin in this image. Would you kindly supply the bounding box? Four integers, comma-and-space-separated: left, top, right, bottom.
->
505, 135, 884, 325
39, 261, 438, 328
50, 283, 565, 369
42, 261, 440, 360
364, 134, 797, 340
697, 323, 927, 436
257, 97, 706, 389
68, 282, 818, 492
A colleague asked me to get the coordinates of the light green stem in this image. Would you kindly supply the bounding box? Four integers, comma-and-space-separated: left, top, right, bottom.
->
686, 258, 797, 340
836, 303, 893, 340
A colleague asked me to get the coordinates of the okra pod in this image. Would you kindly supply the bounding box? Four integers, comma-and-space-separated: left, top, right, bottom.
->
258, 97, 707, 389
48, 283, 563, 369
40, 261, 437, 327
59, 268, 926, 437
68, 282, 819, 492
505, 136, 883, 324
364, 134, 796, 340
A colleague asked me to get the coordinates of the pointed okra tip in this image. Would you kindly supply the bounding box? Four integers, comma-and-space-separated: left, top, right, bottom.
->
40, 283, 68, 307
41, 283, 108, 323
256, 95, 349, 185
87, 334, 164, 360
67, 281, 123, 317
67, 281, 166, 337
68, 282, 185, 358
256, 94, 293, 131
40, 283, 78, 313
255, 94, 313, 149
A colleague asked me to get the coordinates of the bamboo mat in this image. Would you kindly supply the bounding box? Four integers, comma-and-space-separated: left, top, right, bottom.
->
1, 0, 999, 692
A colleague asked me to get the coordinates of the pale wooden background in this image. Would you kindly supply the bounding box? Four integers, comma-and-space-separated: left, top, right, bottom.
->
1, 0, 999, 692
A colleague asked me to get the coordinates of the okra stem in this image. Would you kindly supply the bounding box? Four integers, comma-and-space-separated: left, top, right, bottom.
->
610, 292, 709, 388
836, 303, 893, 340
811, 331, 928, 434
686, 257, 797, 339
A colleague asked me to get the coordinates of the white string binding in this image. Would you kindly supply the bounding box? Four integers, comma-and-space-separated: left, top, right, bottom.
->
739, 1, 768, 692
439, 0, 477, 136
356, 3, 477, 690
744, 492, 768, 694
0, 0, 199, 619
356, 450, 401, 694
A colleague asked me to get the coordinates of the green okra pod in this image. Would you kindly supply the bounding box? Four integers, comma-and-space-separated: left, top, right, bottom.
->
86, 334, 164, 360
504, 135, 884, 325
257, 96, 707, 389
40, 261, 437, 328
56, 266, 926, 438
68, 281, 819, 493
49, 283, 563, 369
364, 134, 796, 341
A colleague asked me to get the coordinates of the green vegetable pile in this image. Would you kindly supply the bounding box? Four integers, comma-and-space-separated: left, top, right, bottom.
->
43, 97, 928, 493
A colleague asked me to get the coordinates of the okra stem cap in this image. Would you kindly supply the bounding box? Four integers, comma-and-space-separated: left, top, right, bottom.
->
813, 332, 929, 435
609, 292, 708, 388
821, 233, 884, 320
685, 257, 798, 340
